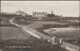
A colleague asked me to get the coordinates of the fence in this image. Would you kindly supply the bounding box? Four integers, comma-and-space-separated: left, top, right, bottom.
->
61, 41, 79, 51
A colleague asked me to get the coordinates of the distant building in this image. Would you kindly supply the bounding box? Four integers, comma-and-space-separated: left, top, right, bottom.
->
47, 11, 55, 17
16, 10, 28, 17
32, 11, 47, 20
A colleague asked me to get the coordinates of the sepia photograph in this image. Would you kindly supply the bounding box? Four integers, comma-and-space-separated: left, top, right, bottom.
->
0, 1, 80, 51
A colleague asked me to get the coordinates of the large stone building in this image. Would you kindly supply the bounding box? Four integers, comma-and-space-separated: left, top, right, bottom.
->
32, 11, 47, 20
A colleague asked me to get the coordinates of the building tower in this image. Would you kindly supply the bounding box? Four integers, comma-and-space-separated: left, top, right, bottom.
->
51, 11, 53, 14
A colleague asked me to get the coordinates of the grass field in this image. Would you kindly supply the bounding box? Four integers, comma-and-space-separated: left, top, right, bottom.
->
43, 28, 80, 39
0, 27, 30, 40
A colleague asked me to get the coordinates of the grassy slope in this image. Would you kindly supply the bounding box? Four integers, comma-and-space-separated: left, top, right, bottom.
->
50, 30, 80, 38
0, 27, 30, 40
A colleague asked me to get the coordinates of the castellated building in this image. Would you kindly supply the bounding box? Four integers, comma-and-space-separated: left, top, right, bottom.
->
32, 11, 47, 20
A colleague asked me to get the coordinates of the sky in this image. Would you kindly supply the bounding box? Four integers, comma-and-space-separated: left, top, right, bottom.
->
1, 1, 79, 17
